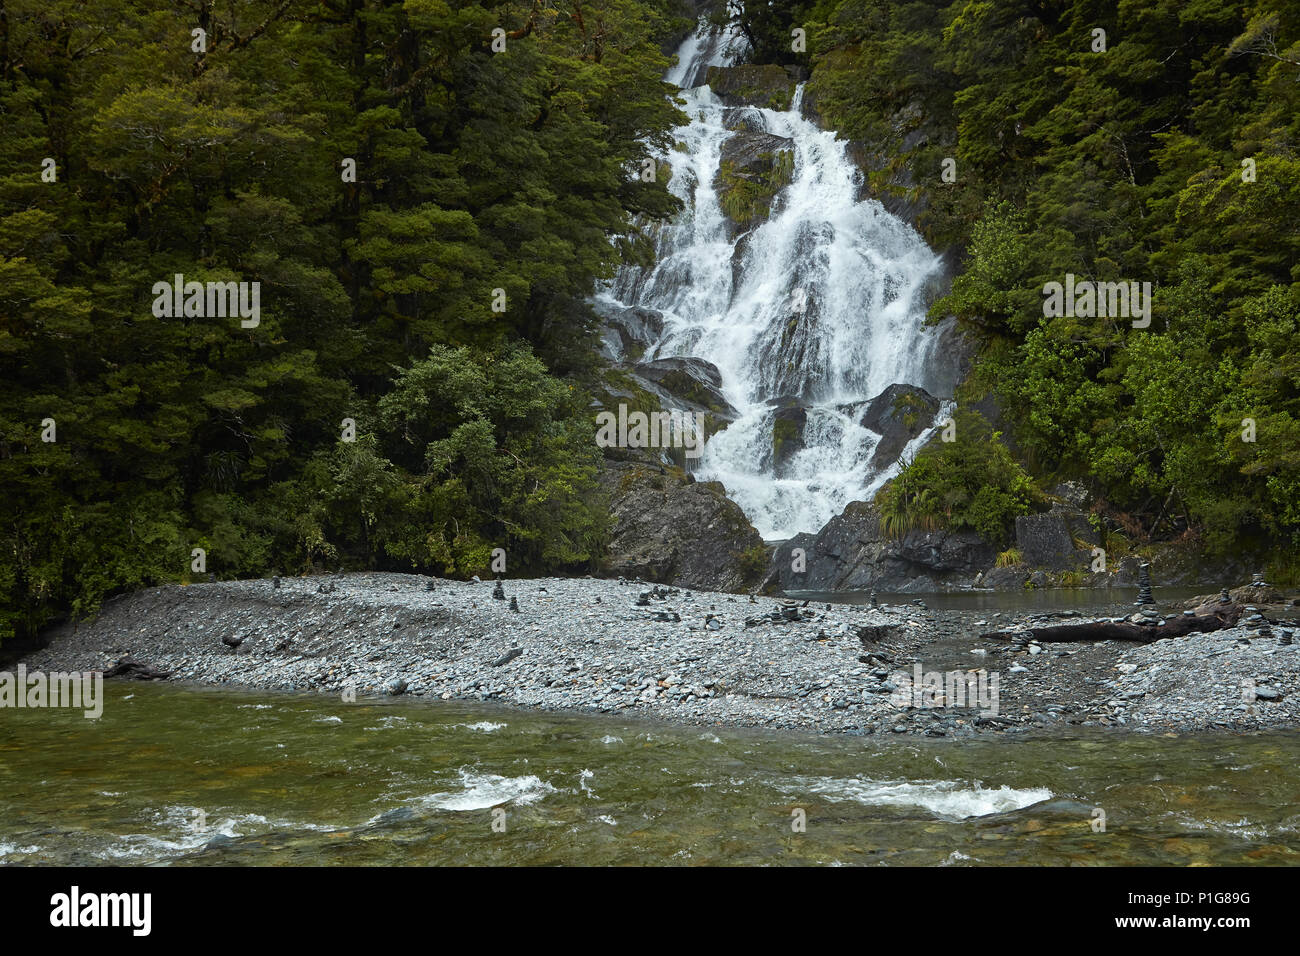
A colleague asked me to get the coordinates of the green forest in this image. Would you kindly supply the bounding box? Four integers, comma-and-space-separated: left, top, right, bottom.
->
3, 0, 1299, 648
0, 0, 694, 645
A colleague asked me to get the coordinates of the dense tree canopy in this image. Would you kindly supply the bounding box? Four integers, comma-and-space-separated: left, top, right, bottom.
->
0, 0, 692, 644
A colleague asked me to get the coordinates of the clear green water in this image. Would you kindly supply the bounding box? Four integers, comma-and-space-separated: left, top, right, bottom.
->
2, 682, 1297, 865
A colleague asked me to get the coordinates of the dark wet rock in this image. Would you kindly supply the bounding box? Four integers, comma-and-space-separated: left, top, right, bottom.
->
595, 304, 665, 363
632, 357, 737, 420
1014, 513, 1087, 572
766, 500, 995, 592
598, 459, 765, 593
386, 678, 408, 696
720, 130, 794, 177
979, 566, 1030, 590
103, 660, 171, 680
856, 624, 894, 644
842, 384, 940, 470
722, 107, 766, 134
222, 634, 245, 650
768, 397, 807, 477
713, 126, 795, 234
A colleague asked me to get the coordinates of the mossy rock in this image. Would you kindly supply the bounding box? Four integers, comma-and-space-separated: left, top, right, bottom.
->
714, 129, 795, 231
705, 65, 798, 110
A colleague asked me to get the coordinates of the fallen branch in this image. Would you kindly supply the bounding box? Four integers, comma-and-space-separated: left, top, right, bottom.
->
103, 660, 172, 680
980, 604, 1243, 645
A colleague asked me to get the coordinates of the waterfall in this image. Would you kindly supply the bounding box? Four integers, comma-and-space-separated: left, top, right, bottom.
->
599, 22, 951, 541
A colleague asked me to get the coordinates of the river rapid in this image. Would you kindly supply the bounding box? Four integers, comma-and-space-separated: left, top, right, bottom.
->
2, 681, 1296, 866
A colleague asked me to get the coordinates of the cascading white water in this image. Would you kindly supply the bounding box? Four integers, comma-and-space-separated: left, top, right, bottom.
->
600, 23, 950, 541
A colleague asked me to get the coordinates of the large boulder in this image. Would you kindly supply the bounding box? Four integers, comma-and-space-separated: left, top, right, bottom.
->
714, 128, 794, 234
1014, 513, 1086, 571
598, 459, 766, 592
842, 384, 940, 469
765, 500, 996, 593
705, 64, 798, 110
632, 357, 738, 421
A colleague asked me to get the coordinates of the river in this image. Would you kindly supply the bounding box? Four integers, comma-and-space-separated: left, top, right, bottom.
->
2, 681, 1296, 865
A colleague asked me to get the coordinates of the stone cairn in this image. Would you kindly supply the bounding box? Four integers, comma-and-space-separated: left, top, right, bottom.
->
492, 580, 505, 601
1134, 562, 1154, 606
509, 595, 519, 613
1219, 587, 1232, 604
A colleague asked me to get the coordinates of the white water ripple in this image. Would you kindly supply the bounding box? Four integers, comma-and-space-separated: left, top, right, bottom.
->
780, 776, 1052, 820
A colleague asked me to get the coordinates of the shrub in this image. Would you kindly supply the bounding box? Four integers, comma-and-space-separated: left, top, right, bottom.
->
875, 409, 1040, 546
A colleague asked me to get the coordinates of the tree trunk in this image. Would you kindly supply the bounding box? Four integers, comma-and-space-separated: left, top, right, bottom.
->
979, 604, 1243, 645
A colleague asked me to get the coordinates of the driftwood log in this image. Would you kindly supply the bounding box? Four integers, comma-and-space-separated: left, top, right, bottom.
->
979, 604, 1244, 645
103, 660, 172, 680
